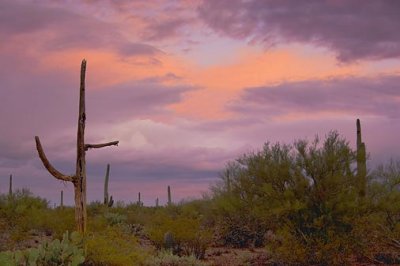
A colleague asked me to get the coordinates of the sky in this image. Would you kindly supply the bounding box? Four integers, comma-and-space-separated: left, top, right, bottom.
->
1, 0, 400, 206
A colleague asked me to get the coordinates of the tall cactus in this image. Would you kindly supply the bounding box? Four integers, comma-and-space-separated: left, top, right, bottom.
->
156, 197, 159, 208
9, 174, 12, 196
167, 185, 172, 206
104, 164, 113, 207
60, 190, 64, 208
356, 119, 367, 197
137, 192, 142, 206
35, 60, 119, 233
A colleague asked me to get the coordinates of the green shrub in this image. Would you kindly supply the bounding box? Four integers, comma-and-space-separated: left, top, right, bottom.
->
85, 225, 148, 265
147, 215, 212, 259
103, 212, 127, 226
0, 189, 52, 250
212, 131, 365, 264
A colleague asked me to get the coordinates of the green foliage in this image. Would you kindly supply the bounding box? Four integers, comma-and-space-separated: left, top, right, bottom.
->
212, 131, 365, 264
0, 231, 84, 266
3, 129, 400, 265
85, 225, 148, 265
147, 213, 212, 259
103, 211, 127, 226
0, 189, 52, 250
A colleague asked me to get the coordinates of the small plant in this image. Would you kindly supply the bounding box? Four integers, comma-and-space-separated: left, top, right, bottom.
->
0, 231, 84, 266
104, 211, 127, 225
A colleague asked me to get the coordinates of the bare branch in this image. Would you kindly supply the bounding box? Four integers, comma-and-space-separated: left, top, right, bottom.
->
85, 141, 119, 151
35, 136, 74, 182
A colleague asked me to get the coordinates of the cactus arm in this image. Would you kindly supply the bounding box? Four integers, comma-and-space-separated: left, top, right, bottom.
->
85, 141, 119, 151
35, 136, 75, 182
108, 196, 114, 207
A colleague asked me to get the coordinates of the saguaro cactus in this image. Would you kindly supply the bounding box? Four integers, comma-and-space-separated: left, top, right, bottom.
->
137, 192, 143, 206
167, 185, 172, 205
35, 60, 119, 233
60, 190, 64, 208
356, 119, 367, 197
156, 197, 159, 207
104, 164, 113, 207
9, 174, 12, 196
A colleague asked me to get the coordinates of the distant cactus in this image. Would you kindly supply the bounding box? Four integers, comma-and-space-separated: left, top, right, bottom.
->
104, 164, 113, 207
9, 174, 12, 196
356, 119, 367, 197
167, 186, 172, 206
61, 190, 64, 208
137, 192, 142, 206
156, 197, 159, 207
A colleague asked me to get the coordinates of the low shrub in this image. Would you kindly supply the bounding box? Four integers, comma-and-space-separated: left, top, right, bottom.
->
147, 215, 212, 259
85, 225, 148, 265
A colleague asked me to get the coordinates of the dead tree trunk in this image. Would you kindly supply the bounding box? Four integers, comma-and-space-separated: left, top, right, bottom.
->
35, 59, 119, 234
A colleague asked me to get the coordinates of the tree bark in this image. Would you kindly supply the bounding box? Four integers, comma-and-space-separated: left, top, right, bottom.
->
75, 59, 87, 233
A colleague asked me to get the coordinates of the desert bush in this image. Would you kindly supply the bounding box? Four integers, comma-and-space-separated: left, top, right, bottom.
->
0, 189, 52, 250
147, 214, 212, 259
85, 225, 148, 265
103, 211, 127, 225
212, 131, 366, 264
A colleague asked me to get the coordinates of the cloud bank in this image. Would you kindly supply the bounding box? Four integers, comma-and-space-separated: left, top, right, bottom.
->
199, 0, 400, 62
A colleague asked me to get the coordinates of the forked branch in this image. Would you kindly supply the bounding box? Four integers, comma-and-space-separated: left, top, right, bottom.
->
84, 141, 119, 151
35, 136, 75, 182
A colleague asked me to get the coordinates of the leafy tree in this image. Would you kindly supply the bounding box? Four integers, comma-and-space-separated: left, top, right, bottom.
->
212, 131, 364, 264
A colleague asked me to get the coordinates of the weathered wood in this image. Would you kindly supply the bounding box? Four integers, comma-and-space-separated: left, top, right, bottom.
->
75, 59, 87, 233
35, 136, 74, 182
35, 59, 119, 234
85, 141, 119, 151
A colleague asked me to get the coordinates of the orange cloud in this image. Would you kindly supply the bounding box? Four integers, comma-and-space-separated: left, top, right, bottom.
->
171, 45, 374, 120
35, 48, 187, 89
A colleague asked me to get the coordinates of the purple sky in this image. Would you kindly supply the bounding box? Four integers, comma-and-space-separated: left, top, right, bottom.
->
1, 0, 399, 206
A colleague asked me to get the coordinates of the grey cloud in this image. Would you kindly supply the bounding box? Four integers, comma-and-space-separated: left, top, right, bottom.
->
88, 80, 195, 123
144, 18, 191, 41
0, 0, 161, 57
232, 75, 400, 119
0, 53, 192, 168
198, 0, 400, 62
